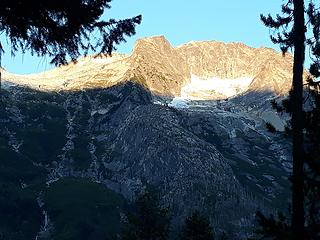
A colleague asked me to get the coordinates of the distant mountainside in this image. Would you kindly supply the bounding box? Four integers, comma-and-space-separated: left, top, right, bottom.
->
0, 36, 295, 239
2, 35, 296, 97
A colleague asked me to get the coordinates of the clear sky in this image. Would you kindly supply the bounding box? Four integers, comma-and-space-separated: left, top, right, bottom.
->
1, 0, 284, 74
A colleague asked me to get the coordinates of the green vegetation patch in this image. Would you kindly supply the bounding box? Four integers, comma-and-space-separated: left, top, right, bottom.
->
44, 178, 126, 240
0, 139, 46, 240
0, 183, 43, 240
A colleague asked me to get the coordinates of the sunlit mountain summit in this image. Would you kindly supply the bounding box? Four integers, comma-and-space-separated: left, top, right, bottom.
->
3, 35, 295, 96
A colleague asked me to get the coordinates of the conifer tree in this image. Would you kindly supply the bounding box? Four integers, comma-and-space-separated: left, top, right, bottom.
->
0, 0, 141, 65
257, 1, 320, 239
119, 189, 171, 240
261, 1, 305, 238
178, 211, 214, 240
0, 0, 141, 91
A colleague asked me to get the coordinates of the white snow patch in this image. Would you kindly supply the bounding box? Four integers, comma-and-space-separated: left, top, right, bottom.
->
168, 97, 189, 108
153, 100, 166, 106
181, 75, 254, 99
167, 75, 254, 108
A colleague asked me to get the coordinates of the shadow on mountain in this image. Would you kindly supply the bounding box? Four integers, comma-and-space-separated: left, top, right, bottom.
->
0, 81, 291, 239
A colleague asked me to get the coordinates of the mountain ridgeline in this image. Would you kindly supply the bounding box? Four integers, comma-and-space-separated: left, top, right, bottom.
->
0, 36, 294, 239
3, 35, 295, 96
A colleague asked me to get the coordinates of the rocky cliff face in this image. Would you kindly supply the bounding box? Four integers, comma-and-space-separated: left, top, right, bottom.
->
177, 41, 294, 94
2, 35, 297, 97
126, 36, 190, 95
0, 36, 295, 239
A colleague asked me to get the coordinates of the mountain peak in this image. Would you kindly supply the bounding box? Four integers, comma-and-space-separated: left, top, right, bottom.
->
2, 36, 299, 98
136, 35, 167, 42
132, 35, 173, 54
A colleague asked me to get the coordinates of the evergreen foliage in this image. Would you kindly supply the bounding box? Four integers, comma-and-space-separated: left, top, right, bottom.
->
44, 178, 126, 240
178, 211, 214, 240
257, 1, 320, 239
253, 211, 291, 240
0, 0, 141, 65
119, 189, 171, 240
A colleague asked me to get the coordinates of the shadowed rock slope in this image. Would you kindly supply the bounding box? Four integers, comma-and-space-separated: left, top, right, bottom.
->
0, 36, 295, 239
1, 82, 291, 239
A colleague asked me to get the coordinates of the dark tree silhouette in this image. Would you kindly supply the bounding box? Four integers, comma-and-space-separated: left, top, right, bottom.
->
303, 3, 320, 232
258, 1, 320, 239
178, 211, 214, 240
255, 61, 320, 240
261, 1, 306, 239
266, 122, 277, 133
0, 0, 141, 65
119, 189, 171, 240
253, 211, 292, 240
0, 0, 141, 90
303, 80, 320, 240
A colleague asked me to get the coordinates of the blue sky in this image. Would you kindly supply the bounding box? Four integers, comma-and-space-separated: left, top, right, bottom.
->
1, 0, 283, 74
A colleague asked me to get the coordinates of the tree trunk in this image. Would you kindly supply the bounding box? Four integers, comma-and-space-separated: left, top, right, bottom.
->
0, 56, 2, 101
292, 0, 305, 239
0, 50, 2, 98
0, 52, 2, 95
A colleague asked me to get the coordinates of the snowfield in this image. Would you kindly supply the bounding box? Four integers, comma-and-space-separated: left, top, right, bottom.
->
166, 75, 254, 108
181, 75, 254, 99
168, 97, 189, 108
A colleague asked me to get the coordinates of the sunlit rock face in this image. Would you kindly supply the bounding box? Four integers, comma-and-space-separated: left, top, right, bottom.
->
126, 36, 191, 96
176, 40, 295, 96
1, 53, 131, 90
2, 35, 297, 98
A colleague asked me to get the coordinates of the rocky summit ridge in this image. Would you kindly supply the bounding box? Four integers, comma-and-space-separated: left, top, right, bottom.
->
2, 35, 296, 98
